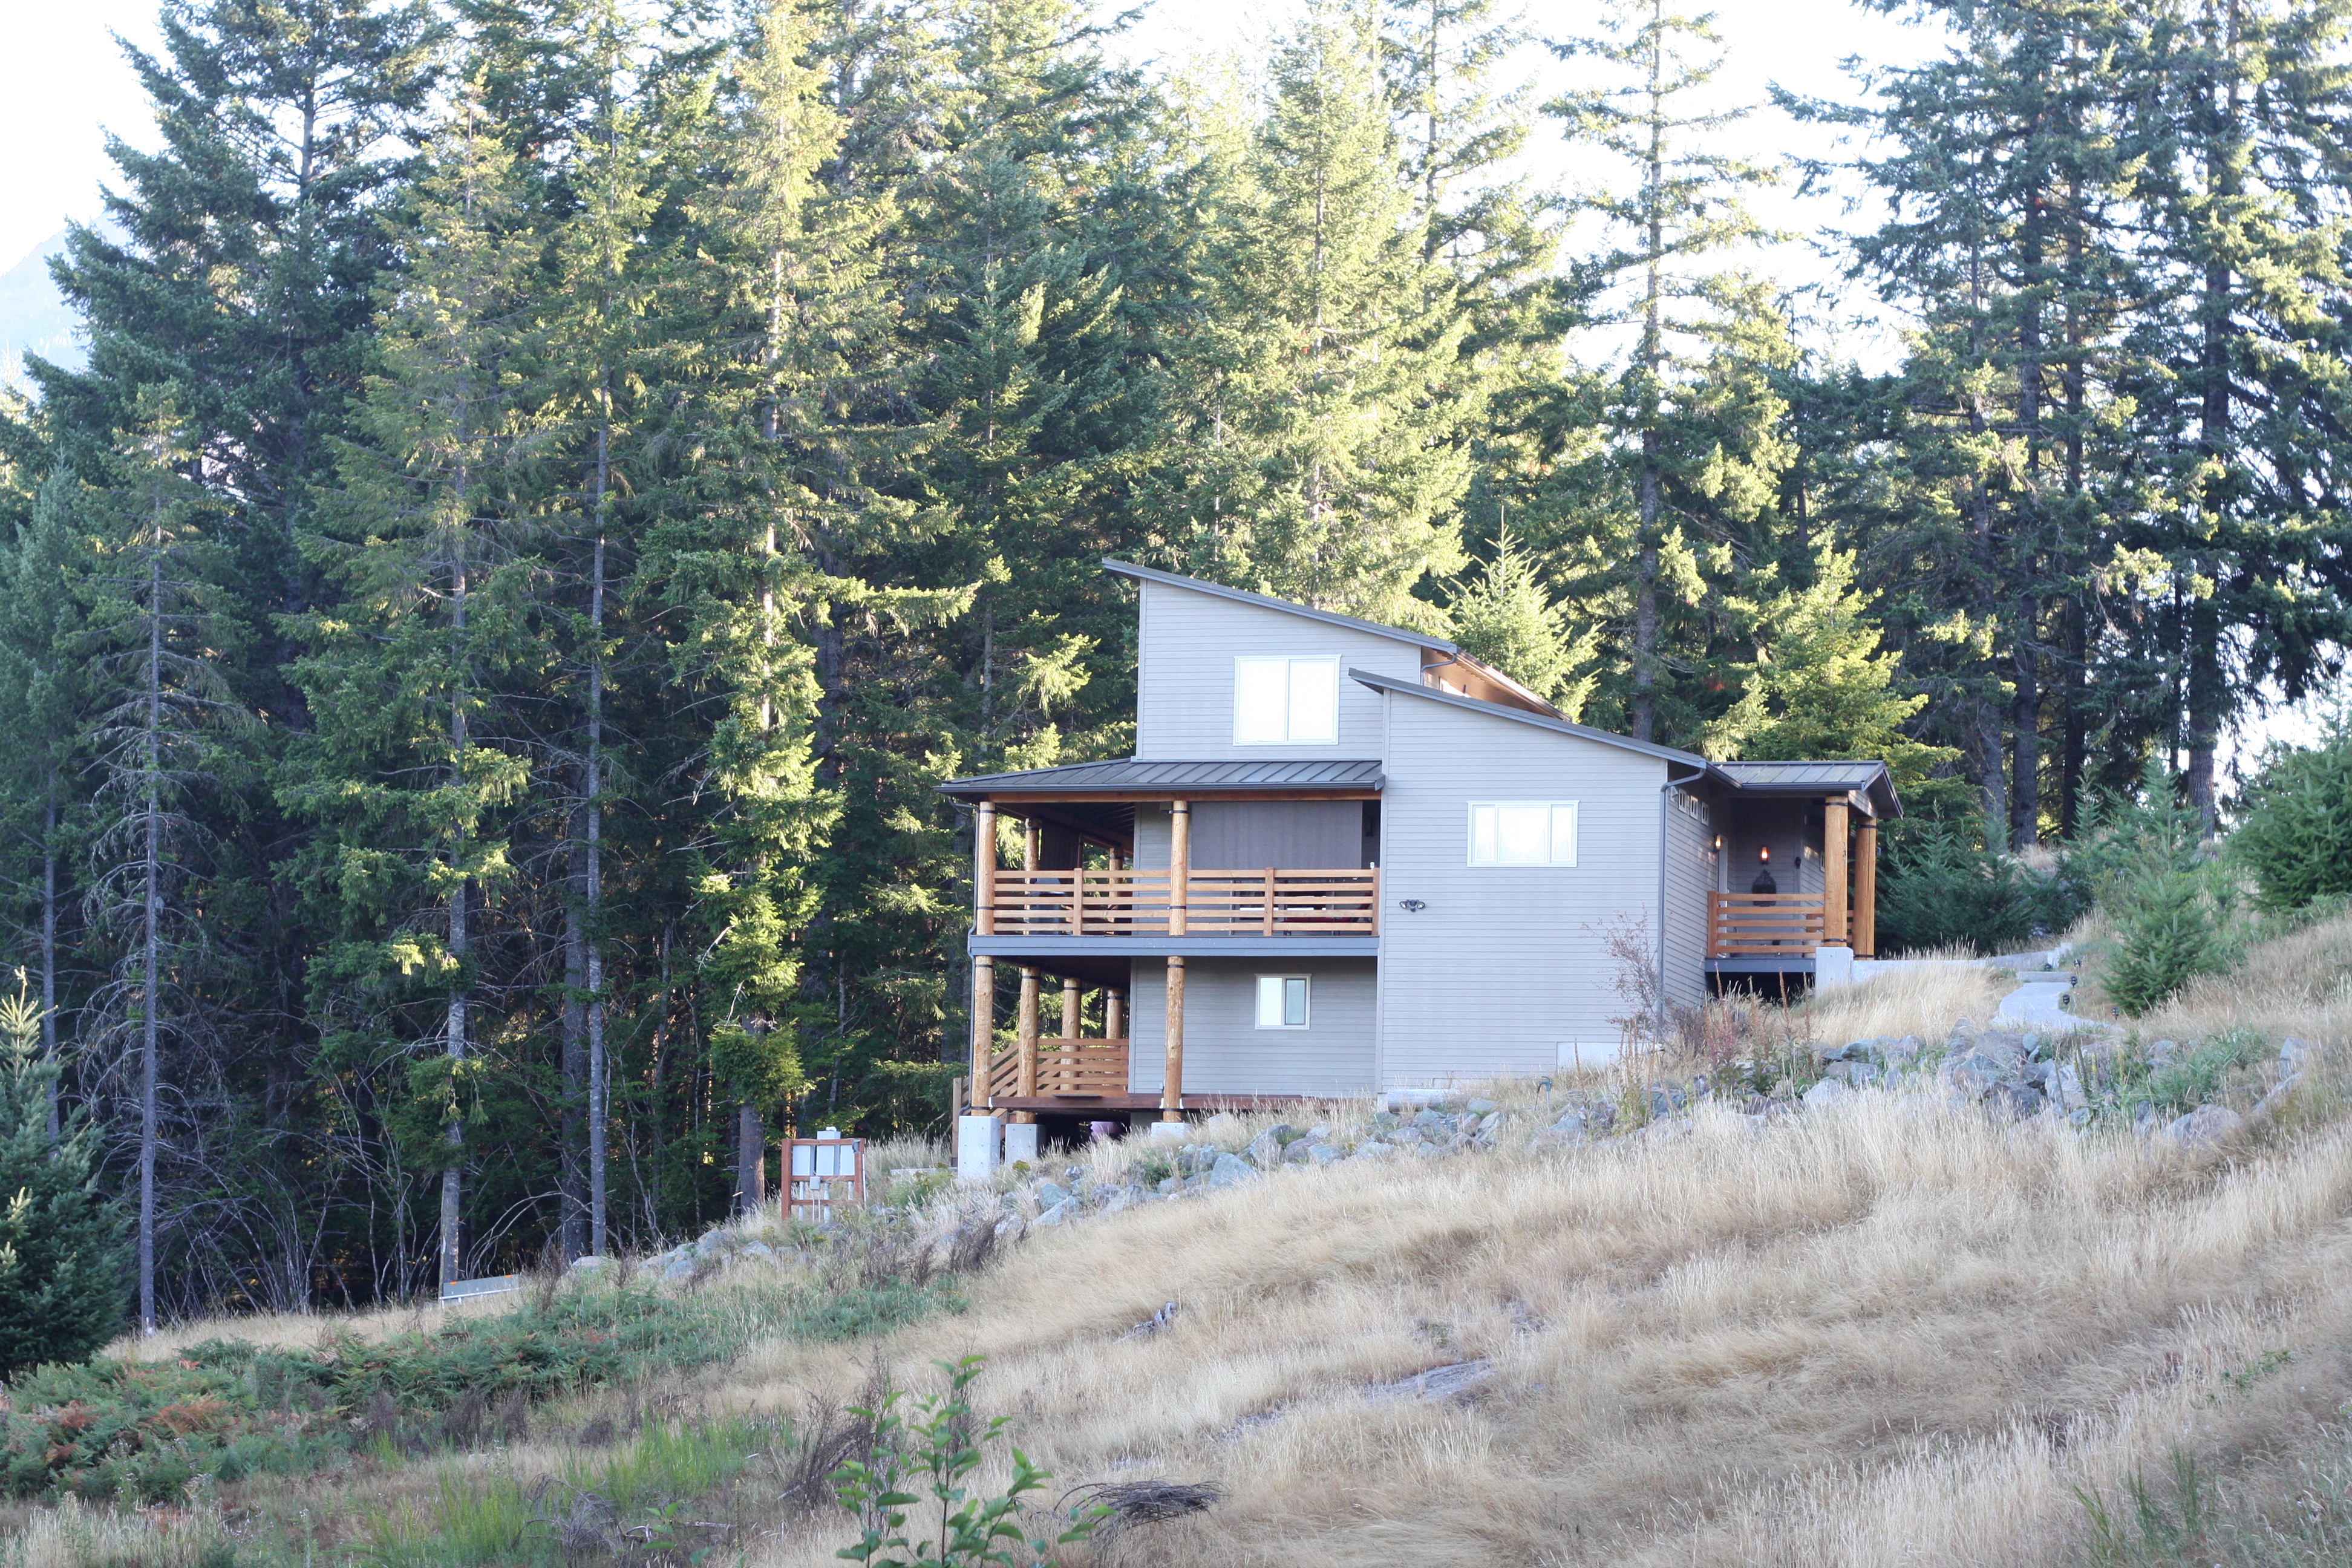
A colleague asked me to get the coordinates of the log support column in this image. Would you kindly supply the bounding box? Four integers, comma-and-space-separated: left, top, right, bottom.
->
1161, 956, 1186, 1122
1014, 966, 1040, 1121
968, 956, 994, 1111
1168, 800, 1190, 937
1855, 818, 1878, 958
1823, 797, 1851, 947
1105, 987, 1124, 1042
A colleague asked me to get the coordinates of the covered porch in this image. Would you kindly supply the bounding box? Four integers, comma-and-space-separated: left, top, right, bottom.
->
1705, 762, 1898, 976
939, 759, 1384, 1125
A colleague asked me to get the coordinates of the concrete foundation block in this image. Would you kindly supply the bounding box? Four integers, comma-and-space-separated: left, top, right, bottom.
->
1814, 946, 1856, 991
1002, 1120, 1040, 1167
1146, 1119, 1189, 1141
955, 1114, 1002, 1181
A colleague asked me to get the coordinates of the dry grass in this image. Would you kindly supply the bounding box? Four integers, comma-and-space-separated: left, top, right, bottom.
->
15, 924, 2352, 1568
1794, 949, 2013, 1044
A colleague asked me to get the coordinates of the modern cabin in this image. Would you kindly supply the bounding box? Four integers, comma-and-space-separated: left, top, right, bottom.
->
937, 560, 1900, 1170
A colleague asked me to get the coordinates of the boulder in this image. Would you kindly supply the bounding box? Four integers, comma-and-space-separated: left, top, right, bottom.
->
1413, 1108, 1449, 1134
1466, 1098, 1498, 1116
1245, 1130, 1285, 1169
1352, 1140, 1396, 1161
2281, 1037, 2322, 1071
2164, 1103, 2244, 1149
2252, 1074, 2302, 1123
1034, 1198, 1077, 1226
1885, 1035, 1926, 1068
2051, 1062, 2086, 1111
1802, 1078, 1857, 1111
1034, 1180, 1070, 1209
1645, 1082, 1688, 1118
1983, 1082, 2045, 1122
661, 1258, 694, 1284
2146, 1039, 2183, 1069
1306, 1142, 1346, 1165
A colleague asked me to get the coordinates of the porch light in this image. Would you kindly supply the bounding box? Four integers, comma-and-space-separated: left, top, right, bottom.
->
1758, 844, 1770, 864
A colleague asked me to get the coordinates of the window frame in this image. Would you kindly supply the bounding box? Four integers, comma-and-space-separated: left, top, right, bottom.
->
1466, 800, 1580, 866
1254, 973, 1312, 1030
1232, 655, 1341, 746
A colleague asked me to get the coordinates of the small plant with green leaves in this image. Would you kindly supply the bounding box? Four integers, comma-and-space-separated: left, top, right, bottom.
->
831, 1356, 1104, 1567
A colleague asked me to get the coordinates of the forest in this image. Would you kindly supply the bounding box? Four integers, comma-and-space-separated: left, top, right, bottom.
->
0, 0, 2348, 1324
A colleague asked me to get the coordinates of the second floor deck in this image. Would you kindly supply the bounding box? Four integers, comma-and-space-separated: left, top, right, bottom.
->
983, 866, 1380, 938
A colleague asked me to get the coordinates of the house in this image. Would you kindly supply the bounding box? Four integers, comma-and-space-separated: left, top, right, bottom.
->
937, 560, 1901, 1172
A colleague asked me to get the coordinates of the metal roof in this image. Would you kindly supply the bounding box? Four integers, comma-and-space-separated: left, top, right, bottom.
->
938, 758, 1385, 795
1713, 760, 1903, 817
1348, 668, 1714, 769
1102, 560, 1458, 653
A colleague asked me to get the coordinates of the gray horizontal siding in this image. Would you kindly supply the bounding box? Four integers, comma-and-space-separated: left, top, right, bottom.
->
1127, 957, 1377, 1096
1137, 580, 1424, 759
1665, 788, 1711, 1007
1374, 694, 1667, 1084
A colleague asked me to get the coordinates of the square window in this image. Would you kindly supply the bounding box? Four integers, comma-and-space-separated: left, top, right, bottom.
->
1233, 656, 1339, 744
1468, 802, 1578, 865
1256, 974, 1310, 1028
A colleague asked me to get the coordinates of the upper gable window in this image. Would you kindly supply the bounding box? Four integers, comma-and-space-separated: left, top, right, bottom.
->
1468, 802, 1579, 866
1233, 656, 1339, 745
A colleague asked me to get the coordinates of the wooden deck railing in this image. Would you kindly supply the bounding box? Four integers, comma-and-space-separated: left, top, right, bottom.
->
988, 868, 1379, 937
1708, 891, 1847, 956
988, 1037, 1131, 1099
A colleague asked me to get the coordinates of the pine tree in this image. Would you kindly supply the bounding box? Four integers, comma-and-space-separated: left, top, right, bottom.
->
1549, 1, 1794, 745
0, 975, 127, 1377
1176, 0, 1473, 624
80, 394, 250, 1334
1446, 526, 1598, 713
0, 474, 96, 1144
2128, 0, 2352, 829
286, 79, 540, 1294
1701, 541, 1959, 795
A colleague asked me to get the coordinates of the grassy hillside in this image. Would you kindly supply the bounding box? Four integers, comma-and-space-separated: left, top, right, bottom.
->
7, 920, 2352, 1567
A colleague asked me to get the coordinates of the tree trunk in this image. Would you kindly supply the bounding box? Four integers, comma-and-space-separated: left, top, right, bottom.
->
1630, 8, 1667, 746
440, 523, 470, 1296
139, 545, 163, 1336
736, 1102, 764, 1215
560, 831, 587, 1259
586, 439, 609, 1258
40, 781, 58, 1143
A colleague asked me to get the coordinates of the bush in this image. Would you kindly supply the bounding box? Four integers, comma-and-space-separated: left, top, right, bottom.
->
2232, 720, 2352, 912
2073, 763, 2232, 1016
1875, 823, 2074, 955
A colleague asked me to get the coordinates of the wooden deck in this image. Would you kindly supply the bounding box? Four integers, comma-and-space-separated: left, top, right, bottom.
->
1707, 891, 1847, 956
988, 867, 1379, 937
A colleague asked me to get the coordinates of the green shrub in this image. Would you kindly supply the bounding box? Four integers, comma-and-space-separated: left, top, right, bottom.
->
2075, 763, 2233, 1016
0, 979, 128, 1380
2105, 872, 2229, 1016
788, 1279, 962, 1342
1875, 823, 2073, 955
832, 1356, 1105, 1568
2232, 720, 2352, 912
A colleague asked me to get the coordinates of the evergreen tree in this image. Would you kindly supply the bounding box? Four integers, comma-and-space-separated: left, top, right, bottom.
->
1175, 0, 1473, 624
286, 79, 540, 1294
0, 976, 126, 1378
1547, 1, 1788, 744
1701, 540, 1960, 802
80, 394, 249, 1334
1446, 526, 1598, 713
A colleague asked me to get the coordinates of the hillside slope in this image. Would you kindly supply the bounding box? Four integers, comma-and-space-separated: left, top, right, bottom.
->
10, 929, 2351, 1568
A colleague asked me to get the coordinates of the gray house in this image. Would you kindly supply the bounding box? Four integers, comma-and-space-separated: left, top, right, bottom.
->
939, 560, 1900, 1169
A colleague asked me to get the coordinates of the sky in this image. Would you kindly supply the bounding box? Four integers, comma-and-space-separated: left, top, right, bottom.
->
0, 0, 2334, 770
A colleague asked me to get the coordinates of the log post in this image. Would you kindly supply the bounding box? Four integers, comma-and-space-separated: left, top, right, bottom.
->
1105, 987, 1124, 1041
1823, 797, 1851, 946
1855, 818, 1879, 958
1161, 956, 1186, 1122
968, 956, 994, 1109
1015, 966, 1040, 1119
1168, 800, 1190, 937
1060, 973, 1082, 1039
975, 801, 996, 936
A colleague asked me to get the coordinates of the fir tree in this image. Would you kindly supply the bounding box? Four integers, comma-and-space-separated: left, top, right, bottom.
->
0, 975, 127, 1378
1446, 526, 1598, 713
286, 79, 540, 1294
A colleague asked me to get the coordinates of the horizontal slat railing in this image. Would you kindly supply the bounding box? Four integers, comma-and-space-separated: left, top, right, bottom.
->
987, 1039, 1130, 1100
1708, 891, 1837, 955
988, 868, 1379, 936
1182, 869, 1380, 935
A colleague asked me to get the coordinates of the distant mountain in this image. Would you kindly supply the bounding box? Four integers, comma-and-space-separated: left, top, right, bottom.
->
0, 230, 86, 386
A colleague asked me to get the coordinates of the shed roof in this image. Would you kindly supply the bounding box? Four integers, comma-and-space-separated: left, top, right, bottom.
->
937, 757, 1384, 797
1102, 559, 1457, 653
1347, 668, 1714, 769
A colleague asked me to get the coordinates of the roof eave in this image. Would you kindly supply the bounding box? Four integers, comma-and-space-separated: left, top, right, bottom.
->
1349, 667, 1712, 767
1103, 558, 1457, 653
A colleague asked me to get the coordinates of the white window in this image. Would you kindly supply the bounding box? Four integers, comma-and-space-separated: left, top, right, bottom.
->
1233, 656, 1339, 745
1468, 801, 1579, 866
1255, 974, 1310, 1028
